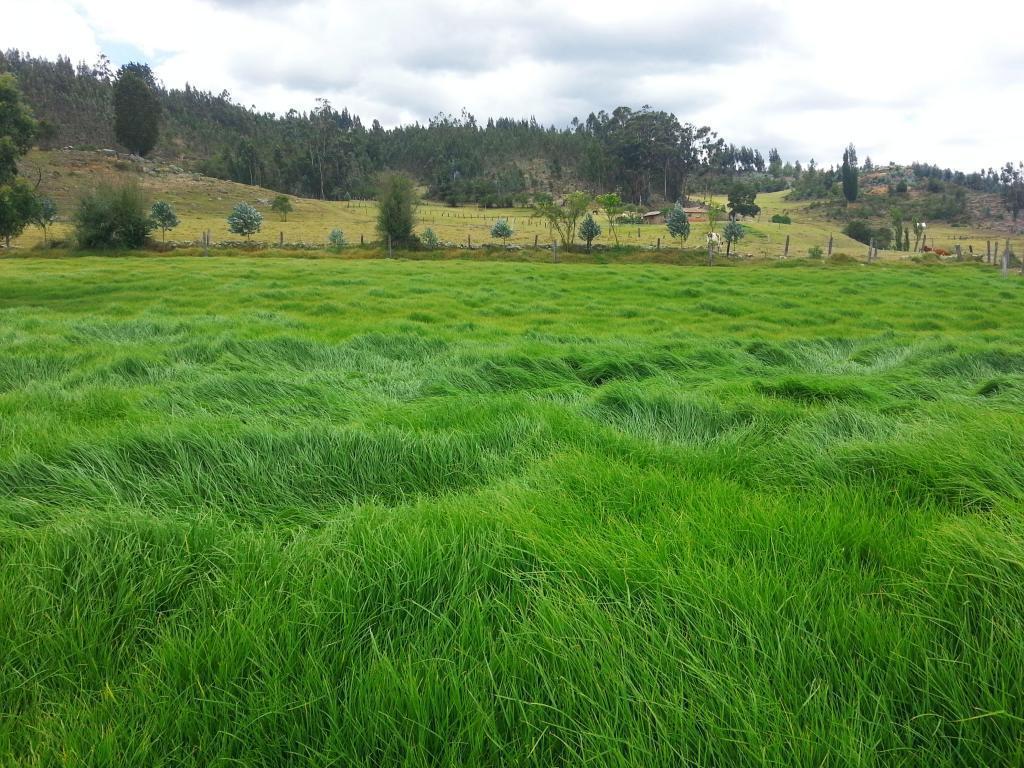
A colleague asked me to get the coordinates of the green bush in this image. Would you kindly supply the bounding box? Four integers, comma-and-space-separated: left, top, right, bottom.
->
808, 245, 824, 259
328, 228, 346, 252
74, 183, 154, 249
770, 214, 792, 225
421, 228, 440, 250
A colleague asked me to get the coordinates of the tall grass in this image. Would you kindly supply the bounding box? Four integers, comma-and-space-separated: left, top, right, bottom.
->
1, 257, 1023, 765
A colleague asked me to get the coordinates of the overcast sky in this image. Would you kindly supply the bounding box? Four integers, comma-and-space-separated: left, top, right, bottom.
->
3, 0, 1022, 171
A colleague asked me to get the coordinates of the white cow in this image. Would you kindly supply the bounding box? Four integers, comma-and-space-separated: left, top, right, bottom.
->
706, 232, 721, 247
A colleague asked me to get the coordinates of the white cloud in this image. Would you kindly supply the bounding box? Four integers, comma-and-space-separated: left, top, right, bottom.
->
2, 0, 1022, 169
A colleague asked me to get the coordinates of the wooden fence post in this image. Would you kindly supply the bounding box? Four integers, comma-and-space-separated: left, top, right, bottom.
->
827, 234, 833, 257
534, 234, 538, 248
360, 234, 364, 246
955, 244, 962, 261
388, 235, 393, 259
656, 237, 660, 251
783, 235, 790, 258
1002, 239, 1010, 277
279, 231, 283, 247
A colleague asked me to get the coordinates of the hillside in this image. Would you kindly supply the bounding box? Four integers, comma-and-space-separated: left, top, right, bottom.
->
9, 148, 1013, 263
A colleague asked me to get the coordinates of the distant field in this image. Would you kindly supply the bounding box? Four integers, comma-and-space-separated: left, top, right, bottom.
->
1, 256, 1023, 765
10, 150, 1016, 260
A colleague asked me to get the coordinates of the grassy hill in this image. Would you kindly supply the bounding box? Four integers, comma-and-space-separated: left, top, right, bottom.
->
10, 150, 1017, 261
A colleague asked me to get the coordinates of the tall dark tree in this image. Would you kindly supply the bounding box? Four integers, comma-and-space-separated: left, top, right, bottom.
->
841, 143, 859, 203
1000, 162, 1024, 221
376, 172, 417, 245
726, 183, 760, 219
113, 63, 161, 156
0, 72, 37, 184
0, 72, 38, 247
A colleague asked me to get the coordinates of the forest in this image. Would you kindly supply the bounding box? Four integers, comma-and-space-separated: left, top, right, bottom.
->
2, 49, 778, 204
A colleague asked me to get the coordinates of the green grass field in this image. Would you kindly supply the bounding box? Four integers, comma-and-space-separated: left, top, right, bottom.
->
2, 255, 1024, 766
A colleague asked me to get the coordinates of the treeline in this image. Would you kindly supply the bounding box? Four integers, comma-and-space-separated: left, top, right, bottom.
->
1, 50, 775, 205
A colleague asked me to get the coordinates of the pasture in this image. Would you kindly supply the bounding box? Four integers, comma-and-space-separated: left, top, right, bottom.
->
1, 255, 1023, 765
11, 150, 1015, 260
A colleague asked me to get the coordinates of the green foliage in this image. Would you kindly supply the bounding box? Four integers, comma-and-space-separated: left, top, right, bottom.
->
843, 220, 875, 246
578, 213, 601, 251
32, 195, 57, 243
74, 182, 153, 248
149, 201, 179, 241
707, 203, 726, 232
808, 245, 824, 258
112, 63, 161, 157
375, 173, 417, 245
271, 195, 293, 221
0, 72, 37, 184
595, 193, 623, 245
0, 178, 37, 247
1000, 162, 1024, 221
722, 220, 745, 256
841, 143, 859, 203
666, 204, 690, 244
227, 202, 263, 240
327, 228, 346, 251
770, 214, 791, 225
490, 218, 513, 245
727, 183, 760, 218
420, 228, 439, 250
533, 191, 590, 250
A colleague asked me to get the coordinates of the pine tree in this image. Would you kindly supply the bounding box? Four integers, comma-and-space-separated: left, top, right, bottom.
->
666, 204, 690, 246
841, 144, 859, 203
490, 218, 513, 246
113, 63, 161, 156
578, 213, 601, 252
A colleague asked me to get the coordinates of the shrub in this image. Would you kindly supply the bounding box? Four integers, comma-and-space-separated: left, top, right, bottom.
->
808, 245, 824, 259
227, 203, 263, 240
771, 214, 792, 225
421, 228, 439, 250
74, 183, 153, 248
328, 228, 346, 251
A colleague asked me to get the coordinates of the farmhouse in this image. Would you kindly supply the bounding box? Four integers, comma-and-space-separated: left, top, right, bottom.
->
642, 210, 665, 224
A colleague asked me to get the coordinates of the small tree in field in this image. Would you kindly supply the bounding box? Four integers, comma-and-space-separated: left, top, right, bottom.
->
271, 195, 293, 221
328, 228, 346, 252
666, 204, 690, 247
150, 201, 179, 241
723, 220, 745, 258
595, 193, 622, 245
33, 196, 57, 245
491, 218, 513, 246
707, 203, 726, 232
376, 172, 417, 246
228, 202, 262, 240
578, 213, 601, 252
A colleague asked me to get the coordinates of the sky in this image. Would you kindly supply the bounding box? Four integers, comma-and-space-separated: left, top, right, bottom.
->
2, 0, 1022, 171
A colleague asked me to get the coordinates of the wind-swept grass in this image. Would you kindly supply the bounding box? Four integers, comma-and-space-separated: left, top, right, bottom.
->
1, 256, 1023, 766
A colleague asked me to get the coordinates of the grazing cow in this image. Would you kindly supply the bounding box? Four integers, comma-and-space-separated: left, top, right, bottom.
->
706, 232, 721, 246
